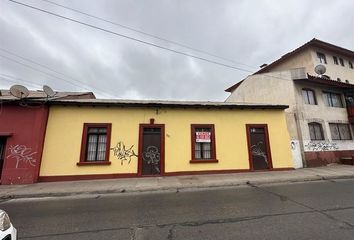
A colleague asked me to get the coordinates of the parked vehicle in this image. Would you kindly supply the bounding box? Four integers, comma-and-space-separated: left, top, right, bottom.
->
0, 210, 16, 240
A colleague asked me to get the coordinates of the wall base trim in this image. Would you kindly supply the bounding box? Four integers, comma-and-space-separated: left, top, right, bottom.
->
38, 168, 294, 182
165, 168, 294, 176
38, 173, 137, 182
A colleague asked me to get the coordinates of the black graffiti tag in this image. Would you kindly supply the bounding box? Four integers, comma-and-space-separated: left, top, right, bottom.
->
110, 141, 138, 165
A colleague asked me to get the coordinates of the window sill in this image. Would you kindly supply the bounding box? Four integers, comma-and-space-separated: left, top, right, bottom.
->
77, 161, 111, 166
190, 159, 219, 164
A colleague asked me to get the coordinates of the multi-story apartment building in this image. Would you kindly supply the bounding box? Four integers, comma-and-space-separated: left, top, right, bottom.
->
226, 39, 354, 168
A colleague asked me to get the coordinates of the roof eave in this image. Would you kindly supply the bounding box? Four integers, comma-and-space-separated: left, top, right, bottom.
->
47, 100, 289, 110
254, 38, 354, 75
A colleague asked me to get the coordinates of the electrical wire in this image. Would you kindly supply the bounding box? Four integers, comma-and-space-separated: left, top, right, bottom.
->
0, 54, 116, 98
0, 49, 117, 98
39, 0, 257, 70
8, 0, 301, 94
0, 48, 81, 81
0, 74, 43, 88
8, 0, 254, 74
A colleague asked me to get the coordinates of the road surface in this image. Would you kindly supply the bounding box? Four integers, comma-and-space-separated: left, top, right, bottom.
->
1, 179, 354, 239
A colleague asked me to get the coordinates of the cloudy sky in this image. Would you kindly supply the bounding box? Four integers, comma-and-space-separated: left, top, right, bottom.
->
1, 0, 354, 100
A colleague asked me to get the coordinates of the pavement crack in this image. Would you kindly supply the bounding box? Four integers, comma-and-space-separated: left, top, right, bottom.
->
131, 227, 144, 240
156, 210, 314, 228
248, 182, 354, 229
167, 225, 176, 240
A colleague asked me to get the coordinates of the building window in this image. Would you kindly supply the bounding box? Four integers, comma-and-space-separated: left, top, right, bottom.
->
317, 52, 327, 64
302, 89, 317, 105
333, 56, 338, 65
79, 123, 112, 165
329, 123, 351, 140
190, 124, 217, 163
339, 58, 345, 66
323, 92, 343, 108
308, 122, 324, 140
349, 61, 353, 69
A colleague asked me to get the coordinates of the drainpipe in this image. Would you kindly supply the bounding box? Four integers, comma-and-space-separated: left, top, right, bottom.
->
294, 111, 307, 168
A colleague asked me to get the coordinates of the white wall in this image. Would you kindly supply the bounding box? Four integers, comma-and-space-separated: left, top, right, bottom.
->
294, 82, 354, 153
226, 70, 303, 168
310, 47, 354, 83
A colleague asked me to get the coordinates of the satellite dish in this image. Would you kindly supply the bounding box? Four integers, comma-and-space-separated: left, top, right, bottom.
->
315, 64, 326, 76
9, 85, 29, 99
43, 85, 56, 98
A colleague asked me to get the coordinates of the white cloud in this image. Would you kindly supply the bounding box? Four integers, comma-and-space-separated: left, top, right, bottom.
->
1, 0, 353, 100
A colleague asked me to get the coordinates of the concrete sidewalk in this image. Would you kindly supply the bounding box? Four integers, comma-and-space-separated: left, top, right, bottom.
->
1, 164, 354, 200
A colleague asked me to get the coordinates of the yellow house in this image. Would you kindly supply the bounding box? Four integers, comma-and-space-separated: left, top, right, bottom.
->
39, 99, 293, 181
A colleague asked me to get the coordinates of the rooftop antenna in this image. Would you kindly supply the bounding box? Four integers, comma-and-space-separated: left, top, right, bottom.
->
9, 85, 29, 99
314, 64, 326, 78
43, 85, 56, 98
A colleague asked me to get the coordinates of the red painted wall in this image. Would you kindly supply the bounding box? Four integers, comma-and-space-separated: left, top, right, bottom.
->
0, 104, 48, 184
305, 150, 354, 167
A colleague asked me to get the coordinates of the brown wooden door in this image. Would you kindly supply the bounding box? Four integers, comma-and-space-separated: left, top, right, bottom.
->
247, 125, 273, 170
141, 128, 162, 175
0, 137, 7, 177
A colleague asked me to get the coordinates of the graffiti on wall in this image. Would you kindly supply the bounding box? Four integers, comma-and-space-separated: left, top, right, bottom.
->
143, 146, 161, 173
110, 141, 138, 165
251, 141, 268, 163
291, 141, 297, 150
304, 141, 339, 151
6, 145, 37, 168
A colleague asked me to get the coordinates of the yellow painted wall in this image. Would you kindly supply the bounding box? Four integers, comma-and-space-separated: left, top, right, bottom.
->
40, 106, 293, 176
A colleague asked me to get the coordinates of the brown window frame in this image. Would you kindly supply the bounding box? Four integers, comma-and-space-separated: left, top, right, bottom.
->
190, 124, 218, 163
317, 52, 327, 64
339, 58, 345, 67
333, 56, 338, 65
349, 61, 353, 69
323, 91, 344, 108
302, 88, 317, 105
329, 123, 352, 140
308, 122, 324, 140
78, 123, 112, 166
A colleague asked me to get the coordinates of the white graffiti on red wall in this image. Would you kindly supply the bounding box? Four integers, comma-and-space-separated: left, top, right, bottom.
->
110, 141, 138, 165
304, 141, 339, 151
6, 145, 37, 168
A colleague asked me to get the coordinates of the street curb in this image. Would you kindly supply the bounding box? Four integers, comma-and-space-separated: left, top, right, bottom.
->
2, 174, 354, 201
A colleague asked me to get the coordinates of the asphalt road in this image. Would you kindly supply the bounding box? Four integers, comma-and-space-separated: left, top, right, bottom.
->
1, 179, 354, 240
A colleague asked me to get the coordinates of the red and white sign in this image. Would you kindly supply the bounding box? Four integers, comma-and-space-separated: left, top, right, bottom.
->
196, 132, 211, 142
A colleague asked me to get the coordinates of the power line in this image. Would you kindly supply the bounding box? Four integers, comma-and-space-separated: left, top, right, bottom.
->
0, 47, 77, 80
0, 73, 43, 88
0, 48, 117, 98
9, 0, 255, 74
9, 0, 294, 93
40, 0, 256, 70
0, 53, 116, 98
0, 76, 41, 88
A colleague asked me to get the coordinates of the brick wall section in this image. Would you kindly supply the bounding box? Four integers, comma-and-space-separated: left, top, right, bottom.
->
305, 150, 354, 167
